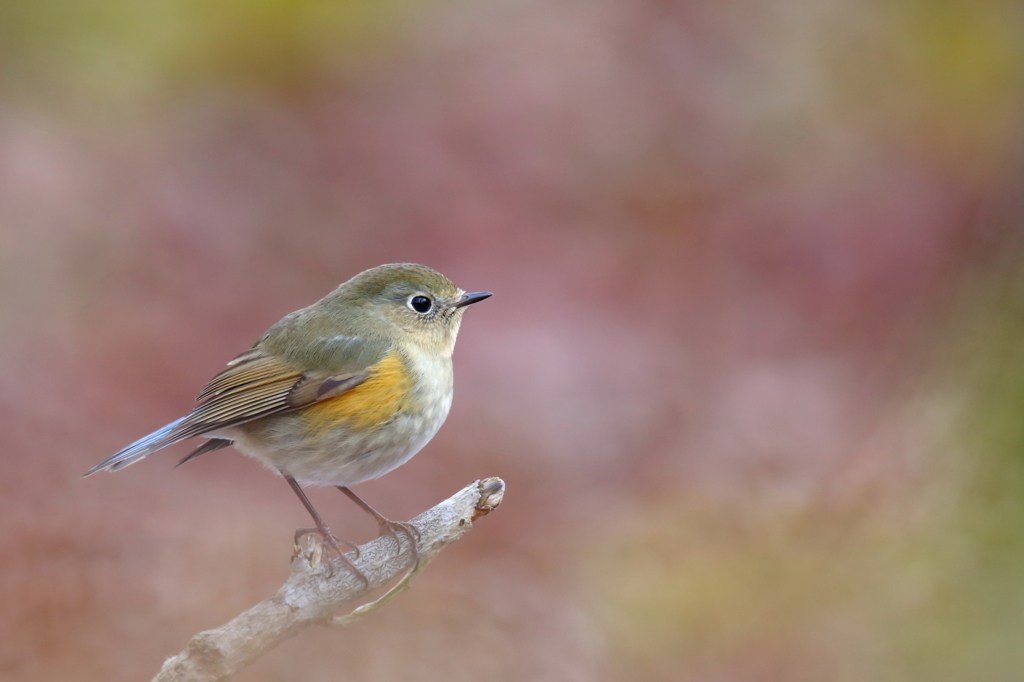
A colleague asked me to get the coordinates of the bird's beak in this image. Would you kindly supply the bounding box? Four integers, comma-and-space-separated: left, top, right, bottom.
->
453, 291, 493, 308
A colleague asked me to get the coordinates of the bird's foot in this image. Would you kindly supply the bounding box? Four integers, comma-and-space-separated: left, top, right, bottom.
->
293, 527, 368, 587
375, 519, 421, 569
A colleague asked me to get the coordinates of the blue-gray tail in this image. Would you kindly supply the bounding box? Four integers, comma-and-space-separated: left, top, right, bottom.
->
84, 418, 188, 476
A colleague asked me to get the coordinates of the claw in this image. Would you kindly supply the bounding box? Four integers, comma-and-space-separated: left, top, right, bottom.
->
285, 475, 369, 588
374, 519, 421, 570
336, 486, 421, 571
294, 527, 368, 586
294, 527, 360, 560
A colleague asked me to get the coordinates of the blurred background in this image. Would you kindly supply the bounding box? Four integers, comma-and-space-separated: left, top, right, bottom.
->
2, 0, 1024, 680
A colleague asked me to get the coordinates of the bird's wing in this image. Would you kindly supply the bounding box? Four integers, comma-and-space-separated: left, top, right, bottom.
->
86, 336, 387, 474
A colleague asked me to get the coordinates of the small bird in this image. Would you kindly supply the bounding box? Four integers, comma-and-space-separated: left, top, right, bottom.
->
87, 263, 491, 578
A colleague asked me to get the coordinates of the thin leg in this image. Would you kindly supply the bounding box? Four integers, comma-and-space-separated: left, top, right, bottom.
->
336, 486, 420, 568
285, 475, 366, 584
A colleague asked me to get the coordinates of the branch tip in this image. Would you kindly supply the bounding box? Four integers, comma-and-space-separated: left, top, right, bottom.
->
473, 477, 505, 520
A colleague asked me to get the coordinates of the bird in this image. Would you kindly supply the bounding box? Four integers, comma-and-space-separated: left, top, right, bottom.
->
87, 263, 491, 580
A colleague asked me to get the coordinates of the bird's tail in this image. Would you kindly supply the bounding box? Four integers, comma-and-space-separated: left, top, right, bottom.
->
84, 417, 187, 476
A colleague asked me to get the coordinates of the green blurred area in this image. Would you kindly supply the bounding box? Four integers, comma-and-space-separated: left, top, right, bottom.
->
908, 259, 1024, 681
838, 0, 1024, 170
0, 0, 419, 104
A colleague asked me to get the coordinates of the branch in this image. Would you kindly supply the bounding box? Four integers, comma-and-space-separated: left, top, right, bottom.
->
152, 477, 506, 682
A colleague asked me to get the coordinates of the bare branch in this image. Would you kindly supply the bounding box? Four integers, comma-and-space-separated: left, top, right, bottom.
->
152, 477, 506, 682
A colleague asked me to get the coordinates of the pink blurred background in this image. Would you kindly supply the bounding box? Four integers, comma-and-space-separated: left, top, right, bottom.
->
3, 0, 1024, 680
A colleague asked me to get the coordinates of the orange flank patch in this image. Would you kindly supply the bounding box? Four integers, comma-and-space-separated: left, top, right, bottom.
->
302, 351, 412, 435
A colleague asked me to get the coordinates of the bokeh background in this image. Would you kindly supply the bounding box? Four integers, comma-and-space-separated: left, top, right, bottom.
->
3, 0, 1024, 680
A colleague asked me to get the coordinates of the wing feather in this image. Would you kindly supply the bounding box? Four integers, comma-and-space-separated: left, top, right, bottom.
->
86, 336, 384, 475
196, 351, 299, 401
84, 333, 385, 473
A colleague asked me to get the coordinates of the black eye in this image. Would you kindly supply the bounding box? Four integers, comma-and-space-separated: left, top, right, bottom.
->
409, 295, 433, 313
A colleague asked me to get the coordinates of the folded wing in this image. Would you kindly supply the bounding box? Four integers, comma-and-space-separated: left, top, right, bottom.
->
86, 344, 375, 475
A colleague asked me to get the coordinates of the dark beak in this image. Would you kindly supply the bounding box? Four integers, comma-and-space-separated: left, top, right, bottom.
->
453, 291, 492, 308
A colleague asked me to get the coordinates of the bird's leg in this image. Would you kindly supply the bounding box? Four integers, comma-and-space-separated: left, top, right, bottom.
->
284, 475, 366, 585
336, 486, 420, 569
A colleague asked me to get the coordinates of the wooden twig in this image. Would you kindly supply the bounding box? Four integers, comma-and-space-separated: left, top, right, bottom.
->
152, 477, 505, 682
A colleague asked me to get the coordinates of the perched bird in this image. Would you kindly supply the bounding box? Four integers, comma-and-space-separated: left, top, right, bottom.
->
87, 263, 491, 579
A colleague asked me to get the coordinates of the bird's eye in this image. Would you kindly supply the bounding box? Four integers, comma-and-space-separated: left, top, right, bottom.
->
409, 295, 433, 314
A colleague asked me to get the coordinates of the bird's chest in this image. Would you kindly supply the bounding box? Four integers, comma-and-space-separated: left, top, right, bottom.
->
230, 348, 453, 486
304, 348, 451, 435
394, 348, 454, 441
